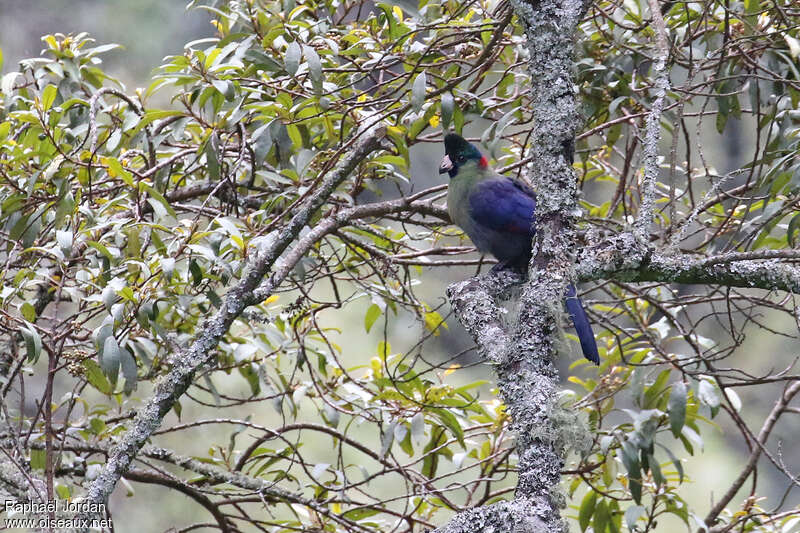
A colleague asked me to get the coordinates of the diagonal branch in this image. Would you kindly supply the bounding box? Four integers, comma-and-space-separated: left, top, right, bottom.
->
704, 381, 800, 529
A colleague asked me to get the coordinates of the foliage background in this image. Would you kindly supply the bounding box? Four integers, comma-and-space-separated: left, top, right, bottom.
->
0, 0, 799, 532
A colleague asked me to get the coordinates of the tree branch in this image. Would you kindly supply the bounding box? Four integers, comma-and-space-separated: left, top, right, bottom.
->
634, 0, 671, 240
705, 381, 800, 529
576, 233, 800, 293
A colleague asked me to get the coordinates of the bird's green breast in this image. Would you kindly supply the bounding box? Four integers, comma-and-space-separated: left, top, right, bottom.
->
446, 163, 483, 234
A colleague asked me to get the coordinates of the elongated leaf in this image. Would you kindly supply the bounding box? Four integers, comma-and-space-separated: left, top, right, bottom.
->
579, 490, 597, 532
380, 421, 395, 457
431, 407, 464, 446
620, 440, 642, 504
410, 412, 425, 449
120, 347, 138, 394
304, 45, 323, 94
364, 304, 382, 333
593, 499, 609, 533
411, 71, 426, 112
441, 93, 454, 130
42, 85, 57, 111
698, 378, 721, 417
21, 324, 42, 364
285, 41, 301, 76
656, 442, 684, 483
206, 133, 220, 181
668, 381, 687, 437
100, 335, 121, 384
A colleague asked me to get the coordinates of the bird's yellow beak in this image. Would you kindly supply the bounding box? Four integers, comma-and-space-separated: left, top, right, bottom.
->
438, 154, 453, 175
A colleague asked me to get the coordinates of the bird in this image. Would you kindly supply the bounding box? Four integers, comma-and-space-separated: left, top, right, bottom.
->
439, 133, 600, 364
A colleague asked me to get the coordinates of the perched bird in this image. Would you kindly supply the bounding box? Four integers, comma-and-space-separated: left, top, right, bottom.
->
439, 133, 600, 364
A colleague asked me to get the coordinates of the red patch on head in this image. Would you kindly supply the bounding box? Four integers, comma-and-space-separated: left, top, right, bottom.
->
479, 156, 488, 168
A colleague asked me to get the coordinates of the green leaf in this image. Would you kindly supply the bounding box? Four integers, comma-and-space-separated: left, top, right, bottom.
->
579, 490, 597, 532
239, 364, 261, 396
593, 499, 609, 533
624, 505, 645, 531
423, 309, 447, 336
380, 421, 395, 457
698, 378, 721, 417
140, 182, 177, 219
431, 407, 464, 446
120, 347, 138, 395
441, 92, 454, 130
55, 484, 70, 499
30, 449, 46, 471
668, 381, 687, 437
398, 425, 414, 456
41, 85, 57, 111
284, 41, 301, 75
83, 359, 114, 394
411, 71, 426, 112
665, 495, 690, 525
650, 453, 665, 486
620, 440, 642, 504
421, 427, 444, 479
189, 259, 203, 286
716, 95, 729, 133
304, 45, 323, 94
100, 335, 121, 384
89, 418, 106, 435
105, 157, 134, 187
342, 507, 381, 521
21, 323, 42, 364
364, 304, 382, 333
20, 302, 37, 322
206, 133, 221, 182
643, 368, 671, 408
377, 4, 401, 39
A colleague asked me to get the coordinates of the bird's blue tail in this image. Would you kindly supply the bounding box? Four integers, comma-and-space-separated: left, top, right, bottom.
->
564, 284, 600, 364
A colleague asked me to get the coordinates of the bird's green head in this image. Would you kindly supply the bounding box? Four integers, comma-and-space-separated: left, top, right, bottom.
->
439, 133, 487, 178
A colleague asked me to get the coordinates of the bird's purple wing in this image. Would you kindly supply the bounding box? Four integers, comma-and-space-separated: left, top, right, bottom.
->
468, 177, 536, 236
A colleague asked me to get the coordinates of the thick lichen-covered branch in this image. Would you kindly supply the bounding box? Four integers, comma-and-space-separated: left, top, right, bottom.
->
576, 232, 800, 293
445, 272, 518, 364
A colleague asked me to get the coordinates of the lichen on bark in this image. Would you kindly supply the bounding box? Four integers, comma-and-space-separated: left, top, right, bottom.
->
440, 1, 592, 530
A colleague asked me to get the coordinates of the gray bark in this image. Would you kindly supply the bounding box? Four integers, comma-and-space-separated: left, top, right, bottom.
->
437, 0, 589, 531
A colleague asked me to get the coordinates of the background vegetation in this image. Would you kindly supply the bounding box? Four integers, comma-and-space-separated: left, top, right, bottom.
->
0, 0, 799, 531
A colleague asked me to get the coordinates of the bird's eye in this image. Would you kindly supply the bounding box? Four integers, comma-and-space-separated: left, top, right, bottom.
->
456, 154, 465, 163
